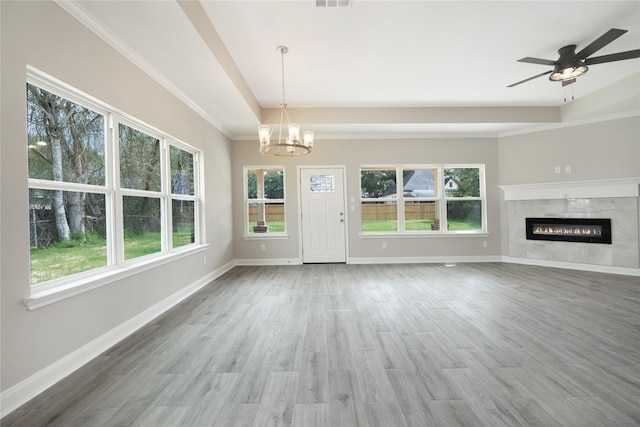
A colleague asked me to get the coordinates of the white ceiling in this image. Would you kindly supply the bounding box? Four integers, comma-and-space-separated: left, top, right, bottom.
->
60, 1, 640, 140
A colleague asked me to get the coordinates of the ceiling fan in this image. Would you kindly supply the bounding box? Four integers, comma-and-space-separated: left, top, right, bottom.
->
508, 28, 640, 87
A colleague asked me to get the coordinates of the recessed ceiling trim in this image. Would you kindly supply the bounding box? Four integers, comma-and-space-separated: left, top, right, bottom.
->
315, 0, 352, 7
261, 106, 561, 125
498, 109, 640, 139
53, 0, 231, 137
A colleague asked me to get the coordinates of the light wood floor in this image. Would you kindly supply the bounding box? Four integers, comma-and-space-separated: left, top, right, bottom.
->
4, 263, 640, 426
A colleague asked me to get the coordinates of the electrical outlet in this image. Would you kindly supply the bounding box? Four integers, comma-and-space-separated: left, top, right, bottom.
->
260, 243, 266, 251
382, 242, 387, 250
554, 166, 561, 174
565, 165, 572, 173
483, 241, 488, 248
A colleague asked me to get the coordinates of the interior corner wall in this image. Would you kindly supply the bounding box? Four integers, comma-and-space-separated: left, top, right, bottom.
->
232, 137, 502, 263
1, 0, 234, 396
497, 115, 640, 264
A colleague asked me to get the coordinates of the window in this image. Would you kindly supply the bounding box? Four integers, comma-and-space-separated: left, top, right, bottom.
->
27, 71, 202, 288
360, 165, 485, 233
244, 167, 285, 235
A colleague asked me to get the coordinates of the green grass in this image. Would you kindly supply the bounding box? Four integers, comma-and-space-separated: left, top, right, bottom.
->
30, 237, 108, 284
248, 221, 285, 233
30, 230, 195, 284
362, 219, 481, 232
124, 232, 161, 260
173, 226, 194, 248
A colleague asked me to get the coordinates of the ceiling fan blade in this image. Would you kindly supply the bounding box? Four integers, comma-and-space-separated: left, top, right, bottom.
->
562, 78, 576, 87
507, 70, 553, 87
575, 28, 627, 59
585, 49, 640, 65
517, 57, 556, 66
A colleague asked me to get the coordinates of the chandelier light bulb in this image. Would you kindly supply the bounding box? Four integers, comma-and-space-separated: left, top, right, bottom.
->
304, 131, 314, 147
288, 123, 300, 142
258, 125, 270, 144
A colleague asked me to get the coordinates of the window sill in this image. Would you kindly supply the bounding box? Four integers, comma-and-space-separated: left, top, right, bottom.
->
359, 231, 490, 238
243, 233, 290, 240
24, 244, 209, 310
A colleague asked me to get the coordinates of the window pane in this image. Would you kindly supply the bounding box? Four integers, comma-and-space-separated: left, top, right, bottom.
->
173, 199, 195, 247
248, 202, 285, 233
360, 169, 396, 198
123, 196, 161, 260
447, 200, 482, 230
171, 146, 194, 195
29, 189, 107, 284
362, 201, 398, 232
310, 175, 335, 192
27, 84, 105, 185
444, 168, 480, 197
247, 169, 284, 199
402, 168, 437, 198
119, 124, 161, 191
404, 200, 440, 231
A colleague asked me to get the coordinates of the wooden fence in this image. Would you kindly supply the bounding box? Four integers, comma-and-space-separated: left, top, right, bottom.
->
248, 204, 285, 222
250, 203, 437, 222
361, 202, 438, 221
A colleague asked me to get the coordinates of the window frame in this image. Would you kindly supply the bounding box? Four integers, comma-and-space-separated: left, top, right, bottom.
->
243, 165, 288, 239
360, 163, 487, 236
26, 68, 205, 308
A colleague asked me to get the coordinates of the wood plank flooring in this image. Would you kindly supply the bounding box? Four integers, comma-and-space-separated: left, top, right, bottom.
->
4, 263, 640, 426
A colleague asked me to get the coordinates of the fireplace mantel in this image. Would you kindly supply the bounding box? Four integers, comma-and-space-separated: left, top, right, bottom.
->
499, 178, 640, 201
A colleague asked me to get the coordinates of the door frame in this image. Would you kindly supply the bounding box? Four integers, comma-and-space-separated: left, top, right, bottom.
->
297, 165, 349, 263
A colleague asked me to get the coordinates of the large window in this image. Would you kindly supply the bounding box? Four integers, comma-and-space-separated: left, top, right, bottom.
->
27, 72, 202, 287
360, 165, 485, 233
244, 167, 285, 235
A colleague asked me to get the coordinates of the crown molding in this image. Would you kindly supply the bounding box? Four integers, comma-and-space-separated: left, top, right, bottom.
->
53, 0, 230, 138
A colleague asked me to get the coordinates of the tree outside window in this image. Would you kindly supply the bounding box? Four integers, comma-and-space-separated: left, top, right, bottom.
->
27, 75, 201, 286
245, 167, 285, 234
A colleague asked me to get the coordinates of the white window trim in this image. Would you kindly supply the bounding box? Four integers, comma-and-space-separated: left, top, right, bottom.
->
26, 67, 206, 308
242, 165, 289, 239
360, 164, 487, 236
24, 244, 209, 310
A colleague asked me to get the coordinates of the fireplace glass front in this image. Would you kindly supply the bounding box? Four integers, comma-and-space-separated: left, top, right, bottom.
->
525, 218, 611, 244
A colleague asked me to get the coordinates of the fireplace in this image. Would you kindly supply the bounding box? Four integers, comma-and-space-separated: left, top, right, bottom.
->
526, 218, 611, 244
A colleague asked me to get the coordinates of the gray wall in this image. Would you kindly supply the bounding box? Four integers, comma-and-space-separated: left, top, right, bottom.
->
1, 1, 234, 392
499, 116, 640, 185
232, 137, 503, 261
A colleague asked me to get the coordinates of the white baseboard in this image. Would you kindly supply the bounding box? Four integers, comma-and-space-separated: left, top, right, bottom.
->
235, 258, 302, 266
0, 260, 234, 419
348, 255, 503, 264
501, 256, 640, 277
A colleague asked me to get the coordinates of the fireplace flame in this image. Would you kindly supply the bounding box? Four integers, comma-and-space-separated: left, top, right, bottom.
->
533, 225, 602, 236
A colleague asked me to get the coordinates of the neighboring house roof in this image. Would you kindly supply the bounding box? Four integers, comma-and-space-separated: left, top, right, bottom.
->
383, 169, 436, 198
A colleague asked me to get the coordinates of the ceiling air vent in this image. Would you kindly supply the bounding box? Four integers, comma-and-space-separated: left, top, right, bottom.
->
316, 0, 352, 7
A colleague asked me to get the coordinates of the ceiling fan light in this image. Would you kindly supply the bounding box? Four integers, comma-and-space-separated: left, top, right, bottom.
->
549, 63, 588, 81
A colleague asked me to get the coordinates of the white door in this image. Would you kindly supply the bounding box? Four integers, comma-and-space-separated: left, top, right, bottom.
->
300, 167, 346, 263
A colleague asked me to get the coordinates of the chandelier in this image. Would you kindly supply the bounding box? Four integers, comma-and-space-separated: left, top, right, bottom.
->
258, 46, 314, 157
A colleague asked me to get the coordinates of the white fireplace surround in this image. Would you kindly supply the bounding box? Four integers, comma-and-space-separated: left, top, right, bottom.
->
500, 178, 640, 275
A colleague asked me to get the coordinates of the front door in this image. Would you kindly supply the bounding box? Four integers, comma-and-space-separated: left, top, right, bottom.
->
300, 167, 346, 263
